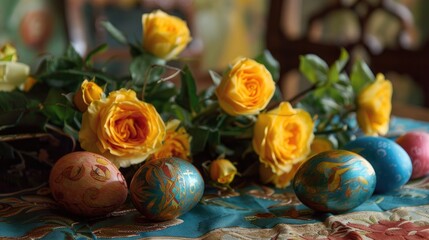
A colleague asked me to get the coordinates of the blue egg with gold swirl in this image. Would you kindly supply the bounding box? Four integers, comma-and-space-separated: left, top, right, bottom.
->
130, 157, 204, 221
292, 150, 376, 213
344, 136, 412, 193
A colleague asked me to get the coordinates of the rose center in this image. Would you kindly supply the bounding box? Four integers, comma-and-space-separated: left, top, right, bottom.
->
245, 79, 259, 97
116, 117, 148, 142
283, 123, 300, 153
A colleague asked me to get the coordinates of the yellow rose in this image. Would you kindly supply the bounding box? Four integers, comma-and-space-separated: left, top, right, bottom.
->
253, 102, 314, 175
0, 61, 30, 92
79, 89, 166, 167
142, 10, 192, 60
215, 58, 275, 116
259, 162, 303, 188
73, 80, 105, 112
209, 159, 237, 185
357, 73, 392, 136
150, 119, 192, 162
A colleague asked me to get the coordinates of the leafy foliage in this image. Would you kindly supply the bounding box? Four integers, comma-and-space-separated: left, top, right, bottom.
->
297, 48, 375, 147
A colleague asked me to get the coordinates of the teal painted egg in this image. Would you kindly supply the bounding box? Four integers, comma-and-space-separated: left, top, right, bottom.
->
344, 136, 412, 193
130, 157, 204, 221
292, 150, 376, 213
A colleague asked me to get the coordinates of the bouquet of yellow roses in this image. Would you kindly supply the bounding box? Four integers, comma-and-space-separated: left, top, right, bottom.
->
0, 10, 392, 193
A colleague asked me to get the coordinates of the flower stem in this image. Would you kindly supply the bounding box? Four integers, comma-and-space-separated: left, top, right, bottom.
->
287, 83, 318, 105
267, 83, 319, 111
315, 124, 349, 135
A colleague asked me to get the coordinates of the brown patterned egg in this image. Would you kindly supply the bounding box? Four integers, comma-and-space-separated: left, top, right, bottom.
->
49, 151, 128, 217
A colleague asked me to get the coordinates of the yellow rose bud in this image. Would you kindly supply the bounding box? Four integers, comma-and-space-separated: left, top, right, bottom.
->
73, 80, 105, 112
142, 10, 192, 60
0, 43, 18, 62
150, 119, 192, 162
0, 61, 30, 91
253, 102, 314, 175
215, 58, 275, 116
209, 159, 237, 185
79, 89, 166, 167
259, 162, 303, 188
357, 73, 392, 136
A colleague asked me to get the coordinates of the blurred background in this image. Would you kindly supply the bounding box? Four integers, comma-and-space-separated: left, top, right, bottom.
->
1, 0, 428, 117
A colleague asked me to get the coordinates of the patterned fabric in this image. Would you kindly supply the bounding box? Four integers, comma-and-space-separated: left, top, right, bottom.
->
1, 116, 429, 239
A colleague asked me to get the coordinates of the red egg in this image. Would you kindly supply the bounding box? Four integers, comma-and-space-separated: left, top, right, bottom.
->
396, 131, 429, 179
49, 152, 128, 217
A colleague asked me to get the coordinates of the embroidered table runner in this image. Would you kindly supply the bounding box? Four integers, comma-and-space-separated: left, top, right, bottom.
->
1, 117, 429, 239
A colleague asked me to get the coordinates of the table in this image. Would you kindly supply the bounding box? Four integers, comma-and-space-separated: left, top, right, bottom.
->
2, 116, 429, 239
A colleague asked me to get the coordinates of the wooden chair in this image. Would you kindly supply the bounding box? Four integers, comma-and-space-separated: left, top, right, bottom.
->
266, 0, 429, 108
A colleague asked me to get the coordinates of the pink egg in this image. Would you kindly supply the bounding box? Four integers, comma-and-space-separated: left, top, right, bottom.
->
396, 131, 429, 179
49, 151, 128, 217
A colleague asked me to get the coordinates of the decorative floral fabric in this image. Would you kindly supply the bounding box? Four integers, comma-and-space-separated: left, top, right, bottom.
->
1, 117, 429, 239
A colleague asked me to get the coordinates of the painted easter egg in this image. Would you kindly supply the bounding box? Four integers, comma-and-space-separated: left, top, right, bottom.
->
396, 131, 429, 179
344, 136, 412, 193
292, 150, 376, 213
130, 157, 204, 221
49, 151, 128, 217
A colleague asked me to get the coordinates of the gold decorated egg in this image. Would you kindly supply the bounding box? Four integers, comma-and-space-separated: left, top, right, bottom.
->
49, 151, 128, 217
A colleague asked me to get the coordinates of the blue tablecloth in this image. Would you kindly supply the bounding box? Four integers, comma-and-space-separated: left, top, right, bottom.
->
2, 117, 429, 239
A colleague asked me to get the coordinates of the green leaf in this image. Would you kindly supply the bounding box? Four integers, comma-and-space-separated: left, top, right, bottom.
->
299, 54, 328, 84
146, 81, 177, 97
335, 48, 349, 72
129, 54, 166, 87
0, 92, 42, 131
65, 45, 83, 67
37, 57, 78, 75
256, 50, 280, 81
189, 126, 211, 154
333, 81, 354, 105
350, 60, 374, 94
176, 66, 200, 114
144, 81, 177, 111
168, 104, 192, 127
327, 49, 349, 85
100, 21, 128, 45
208, 130, 220, 146
41, 69, 118, 89
129, 43, 145, 58
209, 70, 222, 86
0, 91, 32, 112
84, 43, 108, 65
42, 89, 76, 126
320, 97, 341, 112
199, 85, 216, 106
296, 96, 322, 116
63, 122, 79, 140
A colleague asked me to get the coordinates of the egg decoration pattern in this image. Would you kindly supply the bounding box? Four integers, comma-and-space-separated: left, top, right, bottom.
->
293, 150, 376, 213
344, 136, 412, 193
130, 157, 204, 221
396, 131, 429, 179
49, 152, 128, 217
